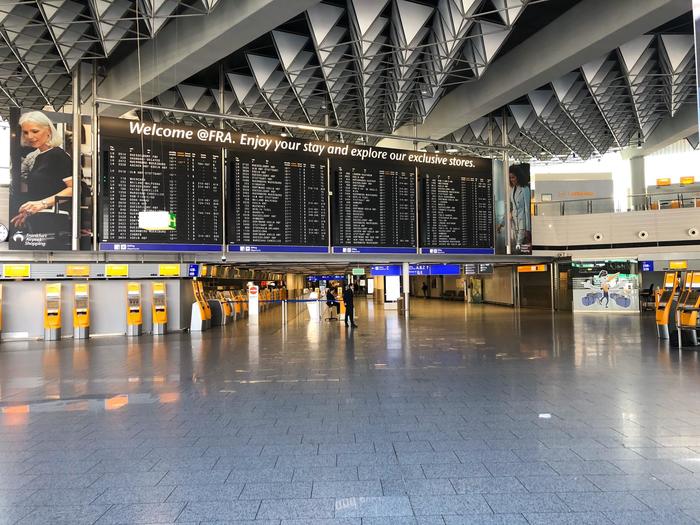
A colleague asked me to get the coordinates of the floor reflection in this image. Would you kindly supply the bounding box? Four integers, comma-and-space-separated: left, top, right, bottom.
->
0, 299, 696, 409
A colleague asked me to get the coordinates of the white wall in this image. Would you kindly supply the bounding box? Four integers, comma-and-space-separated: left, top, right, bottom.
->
482, 266, 514, 305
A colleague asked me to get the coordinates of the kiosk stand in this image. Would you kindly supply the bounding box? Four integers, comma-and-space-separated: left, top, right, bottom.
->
44, 283, 62, 340
678, 272, 700, 347
152, 282, 167, 335
126, 282, 143, 336
190, 281, 211, 331
73, 283, 90, 339
0, 284, 3, 340
656, 272, 680, 339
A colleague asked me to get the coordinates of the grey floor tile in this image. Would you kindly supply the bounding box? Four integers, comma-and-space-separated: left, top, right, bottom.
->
548, 461, 623, 476
655, 474, 700, 489
517, 475, 599, 493
313, 480, 382, 498
280, 518, 365, 525
294, 467, 358, 482
484, 462, 557, 477
95, 503, 186, 524
166, 483, 245, 502
277, 455, 337, 468
16, 504, 112, 525
572, 448, 644, 461
358, 464, 426, 480
586, 474, 671, 492
451, 477, 525, 494
628, 447, 700, 460
159, 470, 231, 485
484, 492, 568, 514
0, 506, 36, 525
214, 456, 278, 470
610, 459, 692, 475
604, 510, 699, 524
176, 500, 260, 522
90, 472, 168, 489
410, 494, 492, 515
455, 450, 521, 463
523, 512, 613, 524
382, 478, 456, 496
631, 489, 700, 510
557, 492, 649, 512
94, 485, 176, 504
422, 463, 491, 479
240, 482, 312, 499
443, 515, 527, 525
257, 498, 334, 519
334, 496, 413, 517
397, 452, 460, 465
363, 518, 445, 525
227, 468, 294, 483
337, 454, 397, 467
23, 488, 104, 506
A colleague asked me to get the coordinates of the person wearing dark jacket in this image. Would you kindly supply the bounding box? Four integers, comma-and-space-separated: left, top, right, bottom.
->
342, 285, 357, 327
326, 288, 340, 316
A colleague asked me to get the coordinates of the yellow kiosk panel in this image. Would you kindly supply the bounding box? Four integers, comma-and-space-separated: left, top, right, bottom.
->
44, 283, 62, 330
158, 264, 180, 277
4, 264, 30, 279
66, 265, 90, 277
106, 264, 129, 277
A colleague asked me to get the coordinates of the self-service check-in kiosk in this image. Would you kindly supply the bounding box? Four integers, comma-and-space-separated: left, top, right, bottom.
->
190, 281, 212, 331
126, 282, 143, 336
73, 283, 90, 339
44, 283, 62, 340
678, 272, 700, 347
152, 282, 167, 335
656, 272, 680, 339
0, 284, 3, 338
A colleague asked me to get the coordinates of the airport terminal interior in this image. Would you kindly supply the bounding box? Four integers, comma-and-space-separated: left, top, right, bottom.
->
3, 0, 700, 523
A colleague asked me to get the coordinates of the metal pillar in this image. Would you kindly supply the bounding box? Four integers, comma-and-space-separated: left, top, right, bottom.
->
71, 65, 81, 251
502, 110, 511, 255
402, 261, 410, 317
91, 62, 99, 251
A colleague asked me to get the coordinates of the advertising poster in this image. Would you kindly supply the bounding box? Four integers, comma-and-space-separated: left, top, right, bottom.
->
695, 1, 700, 131
507, 163, 532, 255
571, 260, 639, 312
9, 109, 77, 250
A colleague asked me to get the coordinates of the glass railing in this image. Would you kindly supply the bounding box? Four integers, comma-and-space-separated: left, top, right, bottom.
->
534, 190, 700, 216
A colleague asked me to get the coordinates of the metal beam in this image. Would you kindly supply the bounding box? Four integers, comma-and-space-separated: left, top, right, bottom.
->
98, 0, 321, 116
622, 103, 698, 159
378, 0, 689, 148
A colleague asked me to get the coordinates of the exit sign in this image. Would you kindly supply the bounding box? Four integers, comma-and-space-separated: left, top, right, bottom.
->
352, 268, 365, 275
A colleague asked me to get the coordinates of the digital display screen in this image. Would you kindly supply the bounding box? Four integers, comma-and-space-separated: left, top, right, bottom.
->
419, 163, 493, 253
331, 158, 416, 252
229, 150, 327, 249
99, 119, 222, 251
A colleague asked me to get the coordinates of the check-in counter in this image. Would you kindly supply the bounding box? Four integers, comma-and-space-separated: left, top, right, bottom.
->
656, 271, 680, 339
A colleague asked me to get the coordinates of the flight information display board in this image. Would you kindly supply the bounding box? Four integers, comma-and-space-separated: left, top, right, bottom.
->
419, 163, 494, 254
229, 150, 328, 253
99, 119, 222, 251
331, 158, 416, 254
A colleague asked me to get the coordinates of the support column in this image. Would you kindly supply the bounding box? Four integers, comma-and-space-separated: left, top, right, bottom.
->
402, 262, 410, 317
71, 65, 81, 251
91, 63, 98, 251
629, 156, 646, 211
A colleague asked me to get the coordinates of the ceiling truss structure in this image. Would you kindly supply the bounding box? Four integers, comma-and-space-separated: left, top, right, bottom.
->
0, 0, 222, 112
0, 1, 696, 160
450, 32, 697, 161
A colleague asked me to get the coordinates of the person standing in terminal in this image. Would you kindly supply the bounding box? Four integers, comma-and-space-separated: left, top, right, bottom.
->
343, 284, 358, 328
509, 164, 532, 255
422, 281, 429, 298
326, 287, 340, 317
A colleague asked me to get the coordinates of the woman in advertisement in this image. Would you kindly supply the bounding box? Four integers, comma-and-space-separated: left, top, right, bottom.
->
10, 111, 72, 249
509, 164, 531, 254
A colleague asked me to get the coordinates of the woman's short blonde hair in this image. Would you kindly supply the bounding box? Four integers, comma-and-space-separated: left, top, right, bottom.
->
18, 111, 63, 148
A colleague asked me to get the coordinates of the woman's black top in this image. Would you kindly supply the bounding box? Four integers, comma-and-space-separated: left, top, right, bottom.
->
25, 147, 71, 202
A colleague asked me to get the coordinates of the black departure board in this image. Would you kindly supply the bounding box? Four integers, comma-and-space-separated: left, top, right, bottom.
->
331, 158, 416, 253
419, 165, 493, 254
228, 150, 328, 251
99, 136, 222, 250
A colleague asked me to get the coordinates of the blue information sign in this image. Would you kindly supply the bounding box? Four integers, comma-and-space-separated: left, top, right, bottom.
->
188, 264, 200, 277
641, 260, 654, 272
370, 265, 402, 276
308, 274, 346, 282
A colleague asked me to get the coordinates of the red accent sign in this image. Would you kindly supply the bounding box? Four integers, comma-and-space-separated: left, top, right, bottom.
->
249, 286, 258, 295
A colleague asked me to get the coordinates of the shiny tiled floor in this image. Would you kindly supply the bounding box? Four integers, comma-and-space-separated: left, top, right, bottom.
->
2, 298, 700, 524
